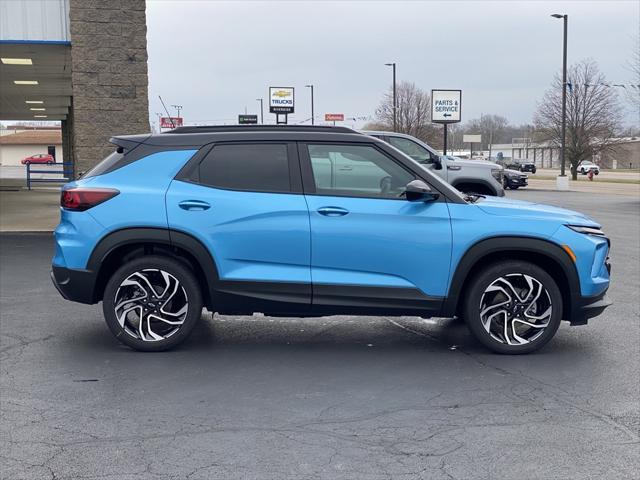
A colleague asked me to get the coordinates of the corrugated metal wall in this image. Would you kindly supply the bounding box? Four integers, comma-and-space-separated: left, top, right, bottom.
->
0, 0, 70, 42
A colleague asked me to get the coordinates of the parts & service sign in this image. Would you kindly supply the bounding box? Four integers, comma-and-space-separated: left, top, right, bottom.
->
431, 90, 462, 123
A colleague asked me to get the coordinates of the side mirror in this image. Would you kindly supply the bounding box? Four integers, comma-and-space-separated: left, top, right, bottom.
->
404, 180, 439, 202
432, 154, 443, 170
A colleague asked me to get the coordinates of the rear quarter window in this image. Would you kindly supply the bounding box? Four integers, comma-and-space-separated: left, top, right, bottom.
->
82, 150, 125, 179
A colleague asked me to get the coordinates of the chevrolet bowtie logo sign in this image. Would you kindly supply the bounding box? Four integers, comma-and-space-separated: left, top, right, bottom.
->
272, 90, 291, 98
269, 87, 295, 115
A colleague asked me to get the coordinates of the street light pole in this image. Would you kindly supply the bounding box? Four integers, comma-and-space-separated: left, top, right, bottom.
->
305, 85, 314, 125
385, 63, 397, 131
552, 13, 568, 181
256, 98, 264, 124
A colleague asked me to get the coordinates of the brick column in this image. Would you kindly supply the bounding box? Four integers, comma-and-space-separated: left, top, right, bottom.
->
68, 0, 150, 176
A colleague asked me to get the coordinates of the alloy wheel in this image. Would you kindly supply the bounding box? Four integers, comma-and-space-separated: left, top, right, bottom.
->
114, 269, 189, 342
479, 273, 552, 345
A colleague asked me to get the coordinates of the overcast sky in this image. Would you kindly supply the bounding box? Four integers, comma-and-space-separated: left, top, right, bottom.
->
146, 0, 639, 129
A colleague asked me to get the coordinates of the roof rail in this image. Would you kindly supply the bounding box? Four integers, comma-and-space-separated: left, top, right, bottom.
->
164, 125, 359, 134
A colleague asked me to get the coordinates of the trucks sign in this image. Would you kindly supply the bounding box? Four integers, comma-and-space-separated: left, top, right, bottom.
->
269, 87, 295, 114
431, 90, 462, 123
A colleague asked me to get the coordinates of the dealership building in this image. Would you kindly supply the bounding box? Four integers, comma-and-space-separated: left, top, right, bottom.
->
0, 0, 150, 176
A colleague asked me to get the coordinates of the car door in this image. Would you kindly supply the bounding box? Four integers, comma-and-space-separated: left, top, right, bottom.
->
299, 142, 452, 311
166, 142, 311, 306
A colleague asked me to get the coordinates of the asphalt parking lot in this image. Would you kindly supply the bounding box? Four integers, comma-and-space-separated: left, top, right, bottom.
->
1, 189, 639, 480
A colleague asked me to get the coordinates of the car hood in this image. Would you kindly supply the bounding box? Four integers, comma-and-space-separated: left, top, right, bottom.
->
477, 196, 599, 226
504, 168, 525, 176
448, 159, 500, 169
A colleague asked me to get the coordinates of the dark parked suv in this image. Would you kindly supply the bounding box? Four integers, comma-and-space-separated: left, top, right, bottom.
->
52, 126, 611, 354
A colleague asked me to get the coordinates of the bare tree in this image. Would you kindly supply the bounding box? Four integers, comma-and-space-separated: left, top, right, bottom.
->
624, 36, 640, 114
464, 114, 509, 150
534, 59, 622, 180
374, 81, 440, 146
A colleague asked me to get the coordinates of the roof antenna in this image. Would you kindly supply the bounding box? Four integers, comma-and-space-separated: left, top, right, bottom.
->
158, 95, 176, 129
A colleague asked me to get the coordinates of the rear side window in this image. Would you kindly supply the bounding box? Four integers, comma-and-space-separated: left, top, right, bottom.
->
82, 150, 124, 178
198, 143, 290, 193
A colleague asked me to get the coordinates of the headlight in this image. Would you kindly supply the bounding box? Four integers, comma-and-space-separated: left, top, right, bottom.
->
567, 225, 605, 236
491, 168, 503, 182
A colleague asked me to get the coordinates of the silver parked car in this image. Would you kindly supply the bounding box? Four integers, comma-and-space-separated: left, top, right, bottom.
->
363, 131, 505, 196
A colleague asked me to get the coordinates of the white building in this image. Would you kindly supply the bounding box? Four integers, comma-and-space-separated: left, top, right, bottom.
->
0, 127, 63, 166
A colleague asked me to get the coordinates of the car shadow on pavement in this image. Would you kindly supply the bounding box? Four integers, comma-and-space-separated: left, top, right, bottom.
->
66, 309, 586, 360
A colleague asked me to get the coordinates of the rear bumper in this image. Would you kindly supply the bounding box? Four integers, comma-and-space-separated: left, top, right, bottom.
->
51, 265, 97, 304
569, 290, 612, 326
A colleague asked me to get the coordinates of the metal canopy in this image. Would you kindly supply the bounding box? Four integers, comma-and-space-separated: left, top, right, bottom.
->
0, 42, 71, 121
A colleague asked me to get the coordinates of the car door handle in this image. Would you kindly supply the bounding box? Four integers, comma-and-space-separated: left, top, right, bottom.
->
447, 165, 462, 171
178, 200, 211, 211
317, 206, 349, 217
339, 166, 353, 171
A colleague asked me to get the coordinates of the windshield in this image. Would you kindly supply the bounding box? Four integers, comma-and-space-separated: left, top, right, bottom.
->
387, 136, 434, 164
380, 139, 468, 203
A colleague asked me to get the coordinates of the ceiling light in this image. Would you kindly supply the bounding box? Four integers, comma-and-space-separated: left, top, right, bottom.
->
30, 108, 46, 111
33, 115, 48, 118
14, 80, 38, 85
25, 100, 44, 104
1, 57, 33, 65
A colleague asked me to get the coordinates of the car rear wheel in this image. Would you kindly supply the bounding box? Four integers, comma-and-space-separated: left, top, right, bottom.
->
102, 255, 203, 351
463, 261, 562, 354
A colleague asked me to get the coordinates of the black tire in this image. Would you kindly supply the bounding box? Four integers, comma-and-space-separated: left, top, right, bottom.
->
463, 260, 562, 354
532, 168, 536, 174
102, 255, 203, 352
594, 170, 599, 175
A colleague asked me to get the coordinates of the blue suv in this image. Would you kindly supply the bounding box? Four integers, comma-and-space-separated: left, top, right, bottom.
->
51, 126, 611, 354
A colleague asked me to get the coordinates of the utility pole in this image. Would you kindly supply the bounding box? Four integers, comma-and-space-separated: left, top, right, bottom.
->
172, 104, 183, 126
305, 85, 314, 125
256, 98, 264, 124
385, 63, 397, 131
552, 13, 568, 188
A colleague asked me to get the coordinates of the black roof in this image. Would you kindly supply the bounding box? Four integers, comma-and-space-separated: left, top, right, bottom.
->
112, 125, 367, 148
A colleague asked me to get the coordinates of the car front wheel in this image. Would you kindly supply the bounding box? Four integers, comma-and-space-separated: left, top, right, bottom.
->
463, 261, 562, 354
102, 255, 203, 351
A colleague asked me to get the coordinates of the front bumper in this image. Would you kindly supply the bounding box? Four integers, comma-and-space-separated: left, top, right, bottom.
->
505, 176, 528, 187
570, 290, 612, 325
51, 265, 98, 304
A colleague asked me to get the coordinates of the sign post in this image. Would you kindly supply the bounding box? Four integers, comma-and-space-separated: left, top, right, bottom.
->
431, 90, 462, 155
269, 87, 295, 124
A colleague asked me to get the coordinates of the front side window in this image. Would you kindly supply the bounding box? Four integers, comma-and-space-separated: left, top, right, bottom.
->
307, 144, 414, 199
199, 143, 290, 193
387, 136, 432, 164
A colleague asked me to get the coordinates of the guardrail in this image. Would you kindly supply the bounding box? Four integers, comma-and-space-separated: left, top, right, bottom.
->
26, 162, 73, 190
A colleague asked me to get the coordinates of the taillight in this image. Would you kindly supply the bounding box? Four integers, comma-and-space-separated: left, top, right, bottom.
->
61, 188, 119, 211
